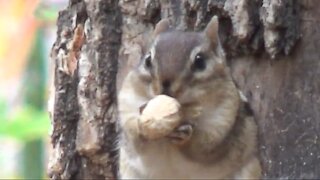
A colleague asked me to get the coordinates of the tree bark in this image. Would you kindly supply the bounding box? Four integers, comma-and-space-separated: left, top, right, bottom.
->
48, 0, 121, 179
49, 0, 320, 179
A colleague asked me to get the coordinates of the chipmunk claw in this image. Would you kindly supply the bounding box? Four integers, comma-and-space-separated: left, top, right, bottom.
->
167, 124, 193, 145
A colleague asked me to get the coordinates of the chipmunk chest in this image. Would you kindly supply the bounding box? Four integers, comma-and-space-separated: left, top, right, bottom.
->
133, 142, 228, 178
137, 144, 195, 178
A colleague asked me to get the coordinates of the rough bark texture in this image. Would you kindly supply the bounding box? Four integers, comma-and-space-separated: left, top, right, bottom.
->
48, 0, 121, 179
233, 1, 319, 178
49, 0, 319, 179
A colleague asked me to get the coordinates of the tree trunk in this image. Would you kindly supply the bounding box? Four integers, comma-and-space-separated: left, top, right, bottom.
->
48, 0, 319, 179
48, 0, 121, 179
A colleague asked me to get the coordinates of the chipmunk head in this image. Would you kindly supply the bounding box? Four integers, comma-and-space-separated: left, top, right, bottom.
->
137, 16, 229, 102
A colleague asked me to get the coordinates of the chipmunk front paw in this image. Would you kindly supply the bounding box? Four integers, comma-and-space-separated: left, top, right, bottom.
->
167, 124, 193, 145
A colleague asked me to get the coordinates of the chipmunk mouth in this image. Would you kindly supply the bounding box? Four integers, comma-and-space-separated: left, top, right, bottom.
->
161, 80, 172, 97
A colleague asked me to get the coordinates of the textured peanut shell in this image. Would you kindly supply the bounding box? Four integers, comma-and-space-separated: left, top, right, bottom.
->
140, 95, 181, 139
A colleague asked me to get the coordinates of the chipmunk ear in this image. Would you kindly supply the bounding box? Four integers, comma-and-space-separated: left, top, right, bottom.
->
204, 16, 220, 47
153, 18, 171, 38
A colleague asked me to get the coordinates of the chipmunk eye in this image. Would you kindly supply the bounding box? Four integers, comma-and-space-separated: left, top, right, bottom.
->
144, 53, 152, 69
192, 53, 206, 71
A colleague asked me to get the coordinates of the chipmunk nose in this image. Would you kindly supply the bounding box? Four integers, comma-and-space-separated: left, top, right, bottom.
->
161, 80, 172, 96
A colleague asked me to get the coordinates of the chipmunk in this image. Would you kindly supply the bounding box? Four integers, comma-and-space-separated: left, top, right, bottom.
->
118, 16, 261, 179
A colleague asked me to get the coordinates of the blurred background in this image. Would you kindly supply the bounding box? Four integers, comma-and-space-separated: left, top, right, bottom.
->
0, 0, 67, 178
